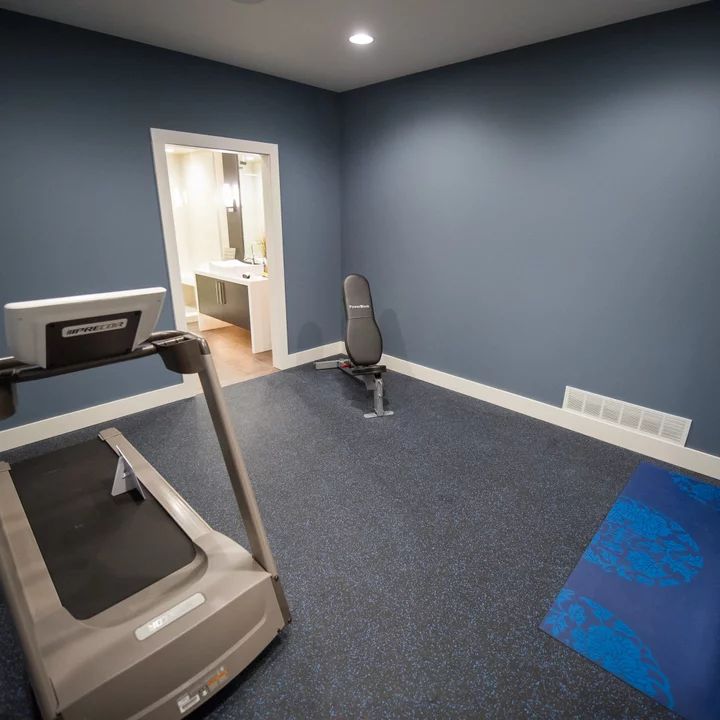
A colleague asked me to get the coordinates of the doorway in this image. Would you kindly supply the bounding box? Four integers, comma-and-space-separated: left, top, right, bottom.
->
150, 130, 290, 389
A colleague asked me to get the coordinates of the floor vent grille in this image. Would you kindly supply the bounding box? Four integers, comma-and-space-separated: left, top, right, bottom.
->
562, 387, 691, 446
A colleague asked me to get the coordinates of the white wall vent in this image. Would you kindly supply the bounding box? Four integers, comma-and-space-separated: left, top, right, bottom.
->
562, 387, 691, 447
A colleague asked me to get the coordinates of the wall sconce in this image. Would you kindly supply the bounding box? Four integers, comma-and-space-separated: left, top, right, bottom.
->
222, 182, 240, 211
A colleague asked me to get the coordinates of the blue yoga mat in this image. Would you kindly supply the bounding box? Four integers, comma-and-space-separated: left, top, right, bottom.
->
541, 462, 720, 719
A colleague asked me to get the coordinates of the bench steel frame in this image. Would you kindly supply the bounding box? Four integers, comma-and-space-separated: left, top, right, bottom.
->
314, 358, 393, 418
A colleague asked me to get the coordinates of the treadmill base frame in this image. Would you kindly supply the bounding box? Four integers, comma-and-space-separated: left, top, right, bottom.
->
0, 430, 287, 720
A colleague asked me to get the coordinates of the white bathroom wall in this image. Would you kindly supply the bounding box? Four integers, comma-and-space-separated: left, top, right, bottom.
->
239, 158, 266, 261
166, 149, 226, 283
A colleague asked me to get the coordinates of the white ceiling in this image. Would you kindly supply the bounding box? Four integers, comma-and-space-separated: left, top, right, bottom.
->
1, 0, 704, 91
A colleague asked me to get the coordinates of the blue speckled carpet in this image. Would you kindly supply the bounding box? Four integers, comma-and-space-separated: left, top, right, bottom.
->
542, 463, 720, 720
1, 361, 712, 719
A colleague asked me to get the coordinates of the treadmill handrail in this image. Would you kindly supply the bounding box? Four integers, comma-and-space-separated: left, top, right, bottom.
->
0, 330, 187, 383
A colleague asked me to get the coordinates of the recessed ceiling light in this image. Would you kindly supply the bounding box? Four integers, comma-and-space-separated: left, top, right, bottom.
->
349, 33, 374, 45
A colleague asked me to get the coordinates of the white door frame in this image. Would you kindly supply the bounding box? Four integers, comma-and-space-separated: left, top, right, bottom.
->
149, 128, 290, 384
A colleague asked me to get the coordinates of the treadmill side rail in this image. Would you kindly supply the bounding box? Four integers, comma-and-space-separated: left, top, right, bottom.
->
100, 428, 213, 540
0, 462, 60, 719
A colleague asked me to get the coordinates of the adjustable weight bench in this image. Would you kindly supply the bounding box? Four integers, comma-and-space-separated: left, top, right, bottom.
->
315, 274, 394, 418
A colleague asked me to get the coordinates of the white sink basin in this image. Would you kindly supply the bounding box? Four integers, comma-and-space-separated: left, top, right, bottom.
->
208, 260, 264, 279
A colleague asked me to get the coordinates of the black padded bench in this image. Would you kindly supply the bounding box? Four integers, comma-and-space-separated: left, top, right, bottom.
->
315, 274, 393, 418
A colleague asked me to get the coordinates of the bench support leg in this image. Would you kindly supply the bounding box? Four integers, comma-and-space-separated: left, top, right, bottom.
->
363, 375, 394, 419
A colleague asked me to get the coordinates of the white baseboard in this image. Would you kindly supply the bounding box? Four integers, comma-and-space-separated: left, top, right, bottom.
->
8, 342, 713, 480
0, 383, 195, 453
0, 340, 344, 451
383, 354, 720, 481
282, 341, 345, 368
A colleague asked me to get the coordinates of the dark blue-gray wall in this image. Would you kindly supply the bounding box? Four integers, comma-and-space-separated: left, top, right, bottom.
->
341, 3, 720, 454
3, 5, 720, 454
0, 10, 342, 428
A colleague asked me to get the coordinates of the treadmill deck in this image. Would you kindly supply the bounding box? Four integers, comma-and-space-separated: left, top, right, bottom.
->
10, 437, 197, 619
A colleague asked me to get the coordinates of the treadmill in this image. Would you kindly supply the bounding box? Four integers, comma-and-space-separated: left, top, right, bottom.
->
0, 288, 290, 720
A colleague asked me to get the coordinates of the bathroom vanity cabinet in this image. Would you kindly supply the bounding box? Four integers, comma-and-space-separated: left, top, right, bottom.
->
195, 268, 271, 353
196, 275, 250, 330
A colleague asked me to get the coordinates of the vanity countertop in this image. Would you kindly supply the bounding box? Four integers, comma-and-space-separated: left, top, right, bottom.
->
195, 262, 268, 287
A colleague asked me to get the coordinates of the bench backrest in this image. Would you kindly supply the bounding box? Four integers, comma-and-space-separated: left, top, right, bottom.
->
343, 274, 382, 367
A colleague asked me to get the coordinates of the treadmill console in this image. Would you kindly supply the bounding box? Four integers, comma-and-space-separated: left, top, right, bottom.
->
4, 287, 166, 368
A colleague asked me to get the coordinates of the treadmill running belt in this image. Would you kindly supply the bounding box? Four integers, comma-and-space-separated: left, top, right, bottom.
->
10, 437, 197, 620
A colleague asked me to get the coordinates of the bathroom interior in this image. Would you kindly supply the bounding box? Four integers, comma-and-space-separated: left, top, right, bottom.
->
165, 144, 275, 386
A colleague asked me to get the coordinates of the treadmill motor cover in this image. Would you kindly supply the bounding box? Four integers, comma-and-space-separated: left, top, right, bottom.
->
10, 438, 197, 620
